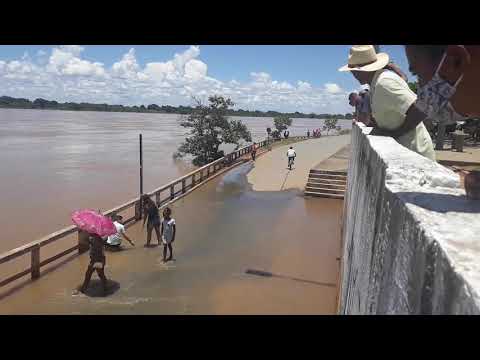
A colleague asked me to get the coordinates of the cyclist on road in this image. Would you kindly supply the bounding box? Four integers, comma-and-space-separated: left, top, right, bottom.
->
287, 146, 296, 170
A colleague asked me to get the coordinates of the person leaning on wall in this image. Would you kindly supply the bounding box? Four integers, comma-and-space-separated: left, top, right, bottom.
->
339, 45, 436, 161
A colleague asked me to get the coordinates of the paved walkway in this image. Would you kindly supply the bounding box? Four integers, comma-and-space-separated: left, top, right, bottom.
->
247, 135, 351, 191
436, 144, 480, 165
313, 144, 351, 172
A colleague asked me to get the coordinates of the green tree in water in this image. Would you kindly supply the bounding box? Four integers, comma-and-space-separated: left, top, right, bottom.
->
174, 95, 252, 166
323, 118, 339, 135
273, 115, 292, 134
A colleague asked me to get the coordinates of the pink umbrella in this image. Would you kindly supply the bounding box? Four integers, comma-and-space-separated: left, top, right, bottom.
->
71, 209, 117, 237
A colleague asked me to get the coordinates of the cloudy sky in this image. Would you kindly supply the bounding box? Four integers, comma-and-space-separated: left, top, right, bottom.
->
0, 45, 411, 114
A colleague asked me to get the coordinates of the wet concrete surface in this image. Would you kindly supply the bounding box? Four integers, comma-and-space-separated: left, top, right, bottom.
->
0, 162, 343, 314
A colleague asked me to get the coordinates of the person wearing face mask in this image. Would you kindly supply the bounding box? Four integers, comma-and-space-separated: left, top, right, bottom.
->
339, 45, 436, 161
373, 46, 467, 140
401, 45, 480, 199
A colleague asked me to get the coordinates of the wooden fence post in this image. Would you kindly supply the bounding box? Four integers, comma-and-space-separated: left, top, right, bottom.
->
31, 245, 40, 280
170, 185, 175, 200
182, 179, 186, 193
155, 192, 160, 207
135, 199, 142, 221
192, 174, 196, 187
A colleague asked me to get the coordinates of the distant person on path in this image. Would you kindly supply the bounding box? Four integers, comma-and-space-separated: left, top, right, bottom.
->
80, 233, 108, 295
339, 45, 436, 161
307, 129, 310, 137
161, 207, 176, 262
105, 215, 135, 251
142, 195, 161, 246
287, 146, 296, 169
251, 142, 257, 161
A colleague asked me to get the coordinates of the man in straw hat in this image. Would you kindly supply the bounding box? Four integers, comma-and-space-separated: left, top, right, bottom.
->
339, 45, 435, 161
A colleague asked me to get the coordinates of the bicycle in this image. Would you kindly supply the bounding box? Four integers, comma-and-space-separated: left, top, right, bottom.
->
288, 156, 295, 170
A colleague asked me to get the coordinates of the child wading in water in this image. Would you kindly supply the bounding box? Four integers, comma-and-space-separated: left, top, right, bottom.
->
161, 207, 176, 262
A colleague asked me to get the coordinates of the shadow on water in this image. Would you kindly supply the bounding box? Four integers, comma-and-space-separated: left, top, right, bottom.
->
74, 280, 120, 298
245, 269, 336, 288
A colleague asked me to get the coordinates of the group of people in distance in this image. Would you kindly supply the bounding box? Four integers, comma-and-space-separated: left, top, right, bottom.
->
340, 44, 479, 199
307, 129, 322, 138
79, 197, 176, 295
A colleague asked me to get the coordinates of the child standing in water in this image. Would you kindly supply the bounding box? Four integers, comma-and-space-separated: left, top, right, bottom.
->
142, 195, 161, 247
161, 207, 176, 262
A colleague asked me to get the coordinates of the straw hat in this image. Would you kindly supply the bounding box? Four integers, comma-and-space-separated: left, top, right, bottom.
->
338, 45, 389, 72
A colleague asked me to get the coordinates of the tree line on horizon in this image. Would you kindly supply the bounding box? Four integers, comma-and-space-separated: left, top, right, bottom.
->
0, 95, 354, 120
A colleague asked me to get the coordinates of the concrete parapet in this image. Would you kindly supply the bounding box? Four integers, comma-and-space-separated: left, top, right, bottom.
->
339, 123, 480, 314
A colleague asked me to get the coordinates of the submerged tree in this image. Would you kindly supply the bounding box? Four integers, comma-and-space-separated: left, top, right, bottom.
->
273, 115, 292, 133
323, 118, 339, 135
174, 95, 252, 166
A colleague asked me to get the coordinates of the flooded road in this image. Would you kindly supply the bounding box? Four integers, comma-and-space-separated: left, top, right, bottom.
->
0, 163, 343, 314
0, 108, 350, 254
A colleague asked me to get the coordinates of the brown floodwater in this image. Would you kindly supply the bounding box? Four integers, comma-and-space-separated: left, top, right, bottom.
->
0, 163, 343, 314
0, 108, 350, 256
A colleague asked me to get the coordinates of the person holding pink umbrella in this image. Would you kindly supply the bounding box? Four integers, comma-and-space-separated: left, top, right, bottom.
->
71, 209, 117, 295
80, 232, 109, 294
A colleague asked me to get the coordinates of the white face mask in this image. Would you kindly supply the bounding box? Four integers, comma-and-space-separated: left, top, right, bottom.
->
415, 52, 465, 124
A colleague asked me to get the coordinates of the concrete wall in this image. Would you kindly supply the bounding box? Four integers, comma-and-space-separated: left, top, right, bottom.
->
339, 124, 480, 314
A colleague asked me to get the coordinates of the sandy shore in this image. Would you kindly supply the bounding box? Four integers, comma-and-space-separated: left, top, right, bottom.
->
247, 135, 351, 191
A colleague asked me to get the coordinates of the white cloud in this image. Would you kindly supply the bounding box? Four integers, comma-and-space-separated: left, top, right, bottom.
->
59, 45, 84, 56
297, 81, 312, 92
112, 48, 141, 80
47, 46, 106, 77
324, 83, 342, 94
184, 59, 207, 81
0, 45, 352, 114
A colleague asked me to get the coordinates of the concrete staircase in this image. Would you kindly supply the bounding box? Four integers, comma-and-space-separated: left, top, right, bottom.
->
304, 169, 347, 199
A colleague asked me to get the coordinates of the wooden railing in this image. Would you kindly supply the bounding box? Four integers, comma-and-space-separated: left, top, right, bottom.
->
0, 136, 309, 289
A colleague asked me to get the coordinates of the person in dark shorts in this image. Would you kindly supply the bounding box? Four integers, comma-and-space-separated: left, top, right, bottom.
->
251, 142, 257, 161
142, 195, 161, 246
80, 233, 108, 295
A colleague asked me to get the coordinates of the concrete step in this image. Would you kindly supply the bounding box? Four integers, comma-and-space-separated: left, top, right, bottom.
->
305, 186, 345, 195
306, 182, 346, 190
304, 191, 344, 199
308, 177, 347, 185
309, 173, 347, 180
310, 169, 347, 176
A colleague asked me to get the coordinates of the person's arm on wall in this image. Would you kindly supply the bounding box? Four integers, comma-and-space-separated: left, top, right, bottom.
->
369, 77, 423, 138
357, 112, 371, 125
374, 105, 427, 138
